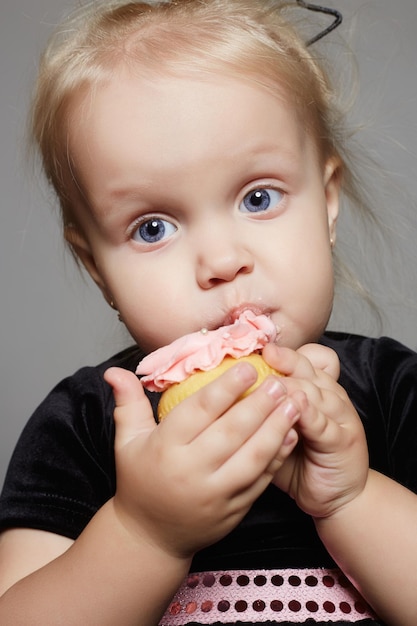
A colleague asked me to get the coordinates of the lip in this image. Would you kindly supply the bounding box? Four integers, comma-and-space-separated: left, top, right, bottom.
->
219, 303, 271, 328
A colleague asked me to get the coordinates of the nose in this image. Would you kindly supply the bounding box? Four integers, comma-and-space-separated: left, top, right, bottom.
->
195, 227, 254, 289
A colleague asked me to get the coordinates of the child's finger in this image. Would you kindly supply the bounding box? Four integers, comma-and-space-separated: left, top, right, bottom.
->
213, 395, 301, 491
163, 360, 259, 441
297, 344, 340, 379
104, 367, 156, 451
263, 342, 339, 380
262, 343, 315, 378
293, 390, 335, 448
291, 389, 362, 455
194, 376, 292, 470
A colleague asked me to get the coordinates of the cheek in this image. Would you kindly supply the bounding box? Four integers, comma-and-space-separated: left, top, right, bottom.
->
116, 272, 194, 351
121, 304, 175, 352
294, 258, 335, 335
273, 222, 331, 279
275, 225, 335, 342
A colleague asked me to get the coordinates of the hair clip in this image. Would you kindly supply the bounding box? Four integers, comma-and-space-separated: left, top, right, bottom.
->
296, 0, 343, 45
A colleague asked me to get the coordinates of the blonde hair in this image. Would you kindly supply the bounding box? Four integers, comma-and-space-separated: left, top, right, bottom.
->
31, 0, 350, 229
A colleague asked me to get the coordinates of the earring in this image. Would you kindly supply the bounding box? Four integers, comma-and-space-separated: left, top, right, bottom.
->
330, 237, 335, 249
109, 300, 123, 323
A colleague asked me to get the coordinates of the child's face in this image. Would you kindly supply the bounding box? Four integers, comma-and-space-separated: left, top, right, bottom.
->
68, 68, 340, 353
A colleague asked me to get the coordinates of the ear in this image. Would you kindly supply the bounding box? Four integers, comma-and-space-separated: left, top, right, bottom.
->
323, 156, 342, 245
65, 225, 113, 306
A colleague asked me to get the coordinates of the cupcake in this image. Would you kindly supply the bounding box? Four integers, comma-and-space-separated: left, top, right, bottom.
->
136, 310, 281, 421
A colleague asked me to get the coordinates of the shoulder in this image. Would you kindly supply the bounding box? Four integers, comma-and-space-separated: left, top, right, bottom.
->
25, 344, 144, 433
321, 331, 417, 376
68, 343, 144, 389
320, 331, 417, 406
46, 344, 145, 414
0, 345, 146, 538
6, 344, 145, 492
15, 343, 161, 460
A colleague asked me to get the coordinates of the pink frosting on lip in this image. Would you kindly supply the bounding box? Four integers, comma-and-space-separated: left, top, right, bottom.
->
136, 310, 278, 392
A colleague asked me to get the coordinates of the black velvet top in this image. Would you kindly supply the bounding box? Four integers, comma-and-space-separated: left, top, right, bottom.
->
1, 332, 417, 625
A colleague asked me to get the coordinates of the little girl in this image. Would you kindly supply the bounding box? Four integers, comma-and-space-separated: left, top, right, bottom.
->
1, 1, 417, 624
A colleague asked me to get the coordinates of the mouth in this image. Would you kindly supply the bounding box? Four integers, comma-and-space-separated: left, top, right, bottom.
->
216, 303, 272, 329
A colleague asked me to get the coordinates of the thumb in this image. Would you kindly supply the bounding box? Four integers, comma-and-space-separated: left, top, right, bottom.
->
104, 367, 156, 452
297, 344, 340, 379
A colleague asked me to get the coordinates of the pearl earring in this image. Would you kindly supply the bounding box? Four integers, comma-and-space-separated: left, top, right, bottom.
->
109, 300, 123, 323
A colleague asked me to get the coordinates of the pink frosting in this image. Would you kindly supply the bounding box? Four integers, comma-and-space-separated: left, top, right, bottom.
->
136, 310, 278, 392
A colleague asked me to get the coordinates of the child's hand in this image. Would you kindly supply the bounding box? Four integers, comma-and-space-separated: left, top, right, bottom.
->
262, 343, 369, 520
104, 363, 300, 560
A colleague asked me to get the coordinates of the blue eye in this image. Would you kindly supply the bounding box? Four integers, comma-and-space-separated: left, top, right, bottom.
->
240, 188, 283, 213
133, 218, 177, 244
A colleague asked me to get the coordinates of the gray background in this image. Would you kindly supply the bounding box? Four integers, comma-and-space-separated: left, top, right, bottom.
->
1, 1, 417, 486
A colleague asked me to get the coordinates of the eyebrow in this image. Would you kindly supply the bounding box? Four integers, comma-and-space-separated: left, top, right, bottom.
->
105, 148, 299, 200
89, 136, 306, 217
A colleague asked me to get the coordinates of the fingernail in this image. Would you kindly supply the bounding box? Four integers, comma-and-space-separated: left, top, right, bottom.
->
282, 400, 300, 421
263, 377, 286, 399
283, 429, 298, 447
236, 362, 257, 384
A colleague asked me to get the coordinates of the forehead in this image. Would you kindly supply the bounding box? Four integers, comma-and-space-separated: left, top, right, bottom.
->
69, 68, 308, 179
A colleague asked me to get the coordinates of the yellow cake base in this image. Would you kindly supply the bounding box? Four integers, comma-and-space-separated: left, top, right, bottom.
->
157, 353, 281, 421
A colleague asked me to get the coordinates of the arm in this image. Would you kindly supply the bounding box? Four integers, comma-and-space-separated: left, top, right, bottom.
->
264, 342, 417, 626
0, 363, 299, 624
0, 504, 191, 626
316, 469, 417, 626
0, 528, 73, 595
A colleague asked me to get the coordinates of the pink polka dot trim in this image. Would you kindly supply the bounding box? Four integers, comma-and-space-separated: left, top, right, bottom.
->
159, 568, 377, 624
